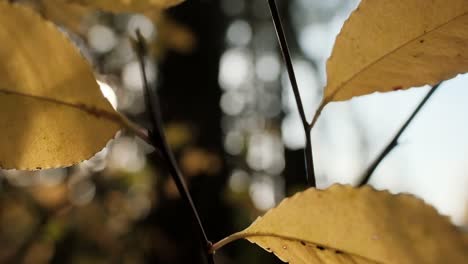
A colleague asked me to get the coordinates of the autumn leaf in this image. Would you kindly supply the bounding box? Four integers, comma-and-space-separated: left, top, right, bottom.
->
12, 0, 93, 36
212, 185, 468, 264
313, 0, 468, 125
61, 0, 184, 13
39, 0, 94, 36
0, 2, 121, 170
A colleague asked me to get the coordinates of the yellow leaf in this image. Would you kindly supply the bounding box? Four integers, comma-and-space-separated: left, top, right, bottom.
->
11, 0, 93, 36
316, 0, 468, 124
0, 2, 121, 170
39, 0, 94, 36
212, 185, 468, 264
63, 0, 185, 13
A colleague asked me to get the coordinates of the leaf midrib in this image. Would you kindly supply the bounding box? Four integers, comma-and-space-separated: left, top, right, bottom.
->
0, 88, 120, 123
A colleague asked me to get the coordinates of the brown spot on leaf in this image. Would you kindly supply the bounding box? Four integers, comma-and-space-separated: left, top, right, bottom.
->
300, 241, 306, 246
392, 86, 403, 91
316, 245, 325, 251
419, 39, 425, 43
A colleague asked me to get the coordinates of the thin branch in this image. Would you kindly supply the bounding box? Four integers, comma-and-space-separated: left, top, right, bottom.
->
133, 30, 214, 264
117, 113, 152, 145
358, 83, 441, 186
268, 0, 316, 187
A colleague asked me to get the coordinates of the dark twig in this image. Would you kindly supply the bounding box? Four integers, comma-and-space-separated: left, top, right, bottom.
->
133, 30, 214, 264
358, 83, 441, 186
268, 0, 316, 187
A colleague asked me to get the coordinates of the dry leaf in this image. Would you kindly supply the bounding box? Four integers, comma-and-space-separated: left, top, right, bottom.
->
316, 0, 468, 123
39, 0, 94, 36
63, 0, 184, 13
0, 2, 120, 170
13, 0, 93, 36
213, 185, 468, 264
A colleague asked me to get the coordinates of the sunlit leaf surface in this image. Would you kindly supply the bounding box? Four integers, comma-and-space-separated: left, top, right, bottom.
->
322, 0, 468, 106
0, 2, 120, 170
39, 0, 94, 35
216, 185, 468, 264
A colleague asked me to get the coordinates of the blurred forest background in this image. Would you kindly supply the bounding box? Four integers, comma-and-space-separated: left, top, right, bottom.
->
0, 0, 467, 263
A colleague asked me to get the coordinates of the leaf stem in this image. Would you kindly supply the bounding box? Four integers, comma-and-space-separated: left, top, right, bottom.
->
268, 0, 316, 187
133, 30, 214, 264
310, 102, 325, 130
209, 232, 244, 254
358, 83, 441, 186
117, 113, 152, 145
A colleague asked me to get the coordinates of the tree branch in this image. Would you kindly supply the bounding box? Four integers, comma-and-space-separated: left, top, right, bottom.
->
358, 83, 441, 186
268, 0, 316, 187
133, 30, 214, 264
